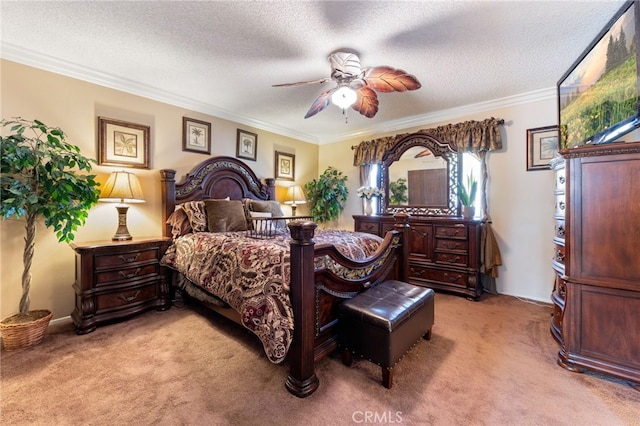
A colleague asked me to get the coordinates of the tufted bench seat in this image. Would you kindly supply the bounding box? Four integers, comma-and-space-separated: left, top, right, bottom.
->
338, 280, 435, 388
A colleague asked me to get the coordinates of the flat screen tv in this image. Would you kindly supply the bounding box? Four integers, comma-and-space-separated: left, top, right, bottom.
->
558, 0, 640, 149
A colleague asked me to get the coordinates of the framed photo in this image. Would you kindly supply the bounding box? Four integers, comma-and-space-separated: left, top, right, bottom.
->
182, 117, 211, 154
274, 151, 295, 181
527, 126, 559, 171
98, 117, 150, 169
236, 129, 257, 161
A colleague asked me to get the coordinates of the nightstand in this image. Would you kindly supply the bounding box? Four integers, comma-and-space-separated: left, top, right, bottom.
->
70, 237, 172, 334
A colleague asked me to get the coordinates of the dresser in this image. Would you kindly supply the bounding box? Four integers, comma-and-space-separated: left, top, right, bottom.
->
549, 156, 566, 345
556, 143, 640, 384
70, 237, 172, 334
354, 215, 484, 300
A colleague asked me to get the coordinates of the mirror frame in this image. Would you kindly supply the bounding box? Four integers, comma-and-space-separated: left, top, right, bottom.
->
380, 132, 460, 216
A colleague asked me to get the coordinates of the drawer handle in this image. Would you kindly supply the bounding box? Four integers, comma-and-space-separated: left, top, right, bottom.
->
410, 267, 425, 277
557, 225, 565, 236
119, 268, 141, 279
119, 253, 140, 263
558, 176, 565, 184
558, 201, 565, 211
555, 250, 564, 262
443, 242, 462, 250
119, 290, 141, 303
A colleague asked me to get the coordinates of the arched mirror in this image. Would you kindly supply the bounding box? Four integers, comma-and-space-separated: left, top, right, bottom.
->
380, 133, 460, 216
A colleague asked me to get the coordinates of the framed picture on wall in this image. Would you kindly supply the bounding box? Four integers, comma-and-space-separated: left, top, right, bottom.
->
274, 151, 295, 181
182, 117, 211, 154
526, 126, 559, 171
236, 129, 257, 161
98, 117, 150, 169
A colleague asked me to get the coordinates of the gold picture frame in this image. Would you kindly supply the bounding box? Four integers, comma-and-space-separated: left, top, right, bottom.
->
274, 151, 295, 181
98, 117, 150, 169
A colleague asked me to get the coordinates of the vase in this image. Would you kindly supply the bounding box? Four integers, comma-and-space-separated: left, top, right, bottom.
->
363, 198, 373, 215
462, 206, 475, 219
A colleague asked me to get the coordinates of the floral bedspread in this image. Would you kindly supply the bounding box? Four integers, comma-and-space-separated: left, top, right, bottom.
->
160, 229, 382, 363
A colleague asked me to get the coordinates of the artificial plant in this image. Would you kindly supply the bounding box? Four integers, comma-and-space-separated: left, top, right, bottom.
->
304, 166, 349, 223
458, 171, 478, 208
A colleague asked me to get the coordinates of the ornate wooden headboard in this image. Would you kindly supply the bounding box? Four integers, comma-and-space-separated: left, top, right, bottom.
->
160, 156, 276, 237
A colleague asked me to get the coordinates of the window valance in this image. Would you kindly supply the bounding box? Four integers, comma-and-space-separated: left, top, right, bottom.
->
352, 117, 504, 165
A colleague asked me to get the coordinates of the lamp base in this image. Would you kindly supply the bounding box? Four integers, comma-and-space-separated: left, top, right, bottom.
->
291, 204, 297, 216
112, 205, 133, 241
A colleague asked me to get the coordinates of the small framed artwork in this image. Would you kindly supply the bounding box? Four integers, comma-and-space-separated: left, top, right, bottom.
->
527, 126, 559, 171
274, 151, 295, 181
98, 117, 150, 169
236, 129, 258, 161
182, 117, 211, 154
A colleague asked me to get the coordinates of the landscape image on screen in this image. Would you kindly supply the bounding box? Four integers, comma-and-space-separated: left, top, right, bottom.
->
558, 3, 638, 149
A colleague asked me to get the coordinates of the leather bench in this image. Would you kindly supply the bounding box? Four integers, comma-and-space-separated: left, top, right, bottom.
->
338, 280, 435, 388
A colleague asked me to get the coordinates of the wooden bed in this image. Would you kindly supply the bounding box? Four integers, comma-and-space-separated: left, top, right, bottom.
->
160, 156, 406, 398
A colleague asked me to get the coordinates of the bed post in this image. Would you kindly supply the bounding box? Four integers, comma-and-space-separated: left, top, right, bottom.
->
160, 169, 176, 238
286, 220, 320, 398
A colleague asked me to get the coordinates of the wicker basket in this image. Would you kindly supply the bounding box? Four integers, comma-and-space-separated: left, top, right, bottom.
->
0, 309, 52, 351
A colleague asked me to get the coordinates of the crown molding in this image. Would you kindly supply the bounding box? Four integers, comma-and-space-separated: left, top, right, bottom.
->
2, 42, 555, 146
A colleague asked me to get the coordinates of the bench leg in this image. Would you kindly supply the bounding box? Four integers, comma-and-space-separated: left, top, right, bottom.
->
423, 327, 432, 340
341, 349, 353, 367
382, 367, 393, 389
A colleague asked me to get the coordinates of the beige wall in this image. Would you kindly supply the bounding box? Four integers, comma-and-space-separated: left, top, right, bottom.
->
0, 60, 318, 321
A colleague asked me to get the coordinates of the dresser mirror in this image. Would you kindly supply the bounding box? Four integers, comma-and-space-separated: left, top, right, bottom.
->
380, 133, 460, 216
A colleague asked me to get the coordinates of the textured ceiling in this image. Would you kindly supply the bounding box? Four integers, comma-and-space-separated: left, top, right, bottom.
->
0, 1, 627, 144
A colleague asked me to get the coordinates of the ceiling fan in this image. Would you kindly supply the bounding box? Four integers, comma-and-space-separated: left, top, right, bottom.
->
273, 49, 421, 119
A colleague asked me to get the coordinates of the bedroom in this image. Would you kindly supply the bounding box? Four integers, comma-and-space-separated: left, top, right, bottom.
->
1, 0, 639, 423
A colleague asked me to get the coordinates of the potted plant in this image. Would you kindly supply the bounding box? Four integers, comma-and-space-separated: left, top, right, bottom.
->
458, 171, 477, 219
0, 118, 100, 350
304, 166, 349, 224
389, 178, 408, 205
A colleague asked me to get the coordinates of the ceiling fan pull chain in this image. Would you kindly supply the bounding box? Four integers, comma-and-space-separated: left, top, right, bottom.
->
343, 108, 349, 124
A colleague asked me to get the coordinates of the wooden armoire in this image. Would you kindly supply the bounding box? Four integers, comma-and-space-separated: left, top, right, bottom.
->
551, 142, 640, 384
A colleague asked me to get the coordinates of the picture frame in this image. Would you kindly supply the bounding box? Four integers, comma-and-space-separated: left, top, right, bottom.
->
557, 0, 640, 149
527, 126, 559, 171
98, 117, 150, 169
236, 129, 258, 161
274, 151, 295, 181
182, 117, 211, 154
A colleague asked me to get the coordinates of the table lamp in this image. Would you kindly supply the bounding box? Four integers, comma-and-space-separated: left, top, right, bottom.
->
99, 171, 145, 240
285, 185, 306, 216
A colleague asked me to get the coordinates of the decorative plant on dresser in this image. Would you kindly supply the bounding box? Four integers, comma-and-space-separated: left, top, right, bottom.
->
0, 118, 100, 349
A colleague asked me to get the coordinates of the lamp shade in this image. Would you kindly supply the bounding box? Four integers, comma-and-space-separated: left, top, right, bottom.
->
285, 185, 307, 206
99, 171, 145, 203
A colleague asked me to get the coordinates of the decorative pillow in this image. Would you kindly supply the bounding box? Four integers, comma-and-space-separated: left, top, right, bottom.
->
249, 211, 273, 233
205, 200, 248, 232
166, 208, 192, 238
180, 201, 208, 232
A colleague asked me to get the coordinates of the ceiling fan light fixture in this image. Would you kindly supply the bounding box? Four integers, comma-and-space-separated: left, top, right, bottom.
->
331, 86, 357, 109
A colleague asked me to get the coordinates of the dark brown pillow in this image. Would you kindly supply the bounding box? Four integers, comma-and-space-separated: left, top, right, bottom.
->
204, 200, 248, 232
248, 200, 285, 217
166, 208, 192, 238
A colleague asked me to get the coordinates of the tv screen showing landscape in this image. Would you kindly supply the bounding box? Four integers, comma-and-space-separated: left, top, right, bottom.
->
558, 0, 639, 149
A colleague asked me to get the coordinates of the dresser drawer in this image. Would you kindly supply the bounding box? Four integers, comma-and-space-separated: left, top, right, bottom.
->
555, 195, 566, 218
95, 263, 159, 286
554, 219, 566, 239
434, 252, 468, 266
408, 264, 468, 288
435, 238, 468, 251
95, 248, 160, 269
434, 225, 467, 239
554, 243, 566, 265
95, 282, 159, 312
555, 169, 566, 192
355, 220, 380, 236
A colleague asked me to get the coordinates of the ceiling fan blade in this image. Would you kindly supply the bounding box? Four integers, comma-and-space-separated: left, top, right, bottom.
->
272, 77, 330, 87
363, 66, 421, 93
351, 86, 379, 118
304, 88, 335, 119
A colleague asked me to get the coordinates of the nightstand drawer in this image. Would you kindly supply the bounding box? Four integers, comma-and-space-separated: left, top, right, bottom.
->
95, 263, 159, 286
95, 248, 160, 269
95, 282, 158, 312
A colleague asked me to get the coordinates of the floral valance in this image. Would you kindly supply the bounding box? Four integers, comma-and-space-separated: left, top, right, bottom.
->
352, 117, 504, 165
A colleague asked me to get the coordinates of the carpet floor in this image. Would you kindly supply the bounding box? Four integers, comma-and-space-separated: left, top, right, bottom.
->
1, 293, 639, 425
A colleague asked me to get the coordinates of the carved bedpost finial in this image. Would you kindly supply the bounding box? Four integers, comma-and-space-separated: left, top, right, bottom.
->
288, 221, 317, 244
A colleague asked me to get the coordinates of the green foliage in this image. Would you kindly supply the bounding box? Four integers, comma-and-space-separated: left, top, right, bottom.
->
1, 118, 100, 314
389, 178, 408, 204
304, 167, 348, 223
457, 171, 477, 208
